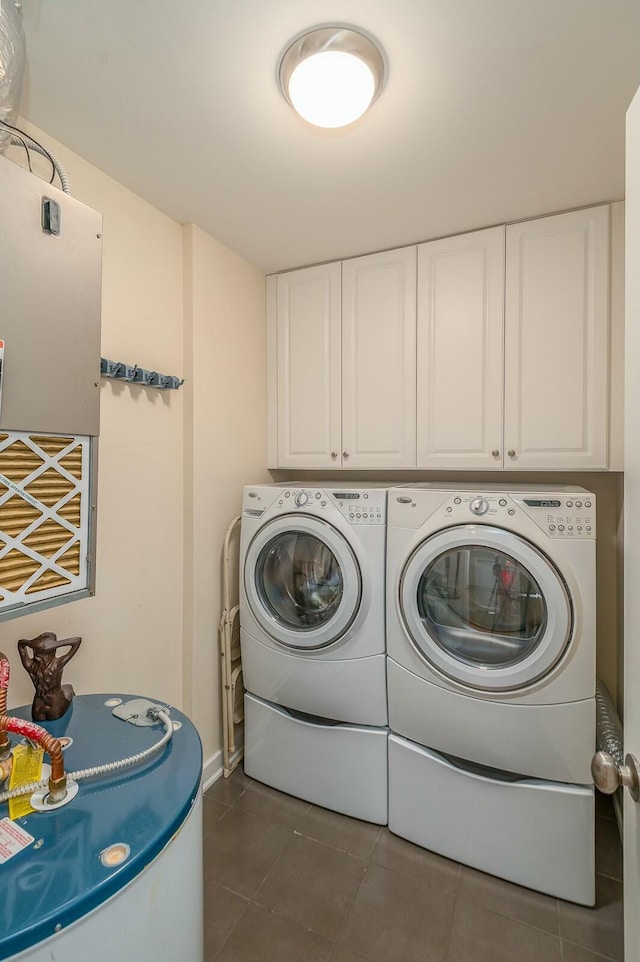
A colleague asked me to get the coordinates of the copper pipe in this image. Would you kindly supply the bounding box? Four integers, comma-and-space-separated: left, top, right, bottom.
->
0, 652, 10, 760
0, 714, 66, 798
0, 650, 9, 716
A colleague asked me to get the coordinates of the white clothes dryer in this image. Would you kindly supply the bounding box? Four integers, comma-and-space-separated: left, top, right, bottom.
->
386, 483, 596, 903
240, 482, 388, 725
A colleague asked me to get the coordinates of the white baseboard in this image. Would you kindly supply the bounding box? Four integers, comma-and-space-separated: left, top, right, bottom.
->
202, 747, 244, 791
203, 750, 223, 791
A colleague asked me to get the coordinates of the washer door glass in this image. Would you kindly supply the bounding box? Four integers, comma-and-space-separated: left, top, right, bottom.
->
257, 531, 343, 630
400, 525, 573, 691
244, 515, 362, 650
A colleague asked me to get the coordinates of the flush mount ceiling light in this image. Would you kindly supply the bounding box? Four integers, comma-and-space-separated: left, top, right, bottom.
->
278, 26, 386, 129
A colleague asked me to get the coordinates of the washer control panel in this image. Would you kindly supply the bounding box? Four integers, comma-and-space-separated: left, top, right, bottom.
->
261, 488, 387, 524
433, 491, 596, 538
331, 489, 386, 524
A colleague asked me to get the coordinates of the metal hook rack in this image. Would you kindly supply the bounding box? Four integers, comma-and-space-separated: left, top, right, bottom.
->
100, 357, 184, 390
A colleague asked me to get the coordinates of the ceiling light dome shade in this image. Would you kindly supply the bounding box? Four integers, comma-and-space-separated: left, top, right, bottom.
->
279, 26, 386, 129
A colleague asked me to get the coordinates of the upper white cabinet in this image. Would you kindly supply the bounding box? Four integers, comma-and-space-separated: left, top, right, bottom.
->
417, 227, 505, 468
268, 248, 416, 469
341, 248, 416, 469
503, 206, 610, 469
268, 204, 613, 471
269, 263, 341, 469
417, 206, 610, 470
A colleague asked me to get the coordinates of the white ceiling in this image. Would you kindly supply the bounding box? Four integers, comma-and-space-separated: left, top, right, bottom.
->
18, 0, 640, 273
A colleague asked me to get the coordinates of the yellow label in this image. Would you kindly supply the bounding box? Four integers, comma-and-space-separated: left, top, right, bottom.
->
8, 745, 44, 820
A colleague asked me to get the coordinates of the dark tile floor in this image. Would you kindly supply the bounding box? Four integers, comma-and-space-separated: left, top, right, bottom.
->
203, 768, 623, 962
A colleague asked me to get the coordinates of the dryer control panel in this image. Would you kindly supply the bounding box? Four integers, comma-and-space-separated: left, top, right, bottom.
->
432, 491, 596, 538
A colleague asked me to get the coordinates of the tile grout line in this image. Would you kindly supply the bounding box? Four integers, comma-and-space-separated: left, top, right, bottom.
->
209, 889, 251, 962
331, 856, 378, 962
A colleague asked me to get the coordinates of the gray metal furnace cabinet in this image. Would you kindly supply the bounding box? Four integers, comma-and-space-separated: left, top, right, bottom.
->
0, 153, 102, 436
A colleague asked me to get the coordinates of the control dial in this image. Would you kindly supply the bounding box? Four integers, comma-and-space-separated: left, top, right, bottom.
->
470, 498, 489, 516
294, 492, 308, 507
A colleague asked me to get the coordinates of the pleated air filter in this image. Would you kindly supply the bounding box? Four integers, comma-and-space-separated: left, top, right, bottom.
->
0, 432, 92, 614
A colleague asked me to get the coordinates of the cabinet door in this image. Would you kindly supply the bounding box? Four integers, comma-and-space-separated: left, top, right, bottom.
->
416, 227, 505, 469
274, 264, 341, 468
342, 248, 417, 468
504, 206, 609, 469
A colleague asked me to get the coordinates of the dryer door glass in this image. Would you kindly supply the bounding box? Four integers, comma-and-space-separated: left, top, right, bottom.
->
417, 546, 547, 668
399, 525, 573, 691
257, 532, 343, 630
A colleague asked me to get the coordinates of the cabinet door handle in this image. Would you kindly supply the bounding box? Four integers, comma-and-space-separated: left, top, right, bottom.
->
331, 451, 338, 460
491, 449, 500, 458
507, 449, 516, 458
342, 451, 349, 459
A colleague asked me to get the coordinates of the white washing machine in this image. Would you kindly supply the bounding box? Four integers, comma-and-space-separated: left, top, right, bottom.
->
386, 483, 596, 903
240, 482, 389, 823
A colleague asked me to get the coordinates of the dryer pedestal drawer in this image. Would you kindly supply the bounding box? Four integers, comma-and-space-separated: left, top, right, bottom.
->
245, 693, 388, 824
388, 734, 594, 905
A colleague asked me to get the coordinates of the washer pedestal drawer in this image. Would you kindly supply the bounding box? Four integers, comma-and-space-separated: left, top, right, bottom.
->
388, 734, 594, 905
245, 693, 388, 824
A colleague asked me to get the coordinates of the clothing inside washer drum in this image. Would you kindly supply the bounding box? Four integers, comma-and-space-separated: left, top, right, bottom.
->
256, 531, 344, 629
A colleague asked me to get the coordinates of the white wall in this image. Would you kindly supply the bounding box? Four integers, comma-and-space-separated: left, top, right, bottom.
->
0, 127, 268, 773
183, 225, 269, 767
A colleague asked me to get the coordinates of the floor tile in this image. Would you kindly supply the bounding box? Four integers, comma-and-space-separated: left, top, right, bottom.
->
233, 777, 312, 829
447, 899, 562, 962
339, 863, 456, 962
205, 766, 253, 806
457, 865, 559, 935
595, 817, 623, 881
203, 807, 291, 898
203, 880, 249, 961
255, 834, 367, 940
558, 875, 624, 961
560, 941, 618, 962
297, 805, 382, 860
330, 947, 372, 962
216, 902, 333, 962
203, 796, 229, 836
371, 828, 460, 894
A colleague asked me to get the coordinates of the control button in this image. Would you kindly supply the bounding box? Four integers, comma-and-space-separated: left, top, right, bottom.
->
364, 493, 369, 499
320, 501, 326, 507
586, 525, 592, 532
575, 501, 582, 508
363, 513, 368, 519
585, 501, 592, 508
577, 526, 582, 532
356, 513, 361, 519
295, 492, 308, 507
285, 491, 290, 498
279, 499, 284, 505
454, 497, 461, 505
315, 492, 321, 499
508, 509, 515, 516
549, 525, 556, 531
499, 499, 507, 507
568, 526, 573, 531
566, 501, 573, 507
446, 507, 453, 514
558, 524, 565, 531
349, 513, 354, 519
470, 498, 489, 516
